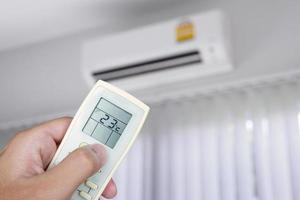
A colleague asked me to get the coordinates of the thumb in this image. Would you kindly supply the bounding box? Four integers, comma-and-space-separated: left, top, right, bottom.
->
42, 144, 107, 198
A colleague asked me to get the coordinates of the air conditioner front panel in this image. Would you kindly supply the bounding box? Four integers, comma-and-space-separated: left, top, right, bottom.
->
82, 10, 232, 91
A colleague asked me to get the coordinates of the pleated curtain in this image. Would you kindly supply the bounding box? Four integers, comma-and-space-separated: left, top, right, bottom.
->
0, 80, 299, 200
111, 80, 300, 200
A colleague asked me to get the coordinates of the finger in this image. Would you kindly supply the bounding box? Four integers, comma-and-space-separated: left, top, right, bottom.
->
23, 117, 73, 168
25, 117, 72, 144
102, 179, 117, 199
40, 144, 107, 198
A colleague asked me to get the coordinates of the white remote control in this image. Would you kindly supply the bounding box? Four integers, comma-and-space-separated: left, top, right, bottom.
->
47, 80, 150, 200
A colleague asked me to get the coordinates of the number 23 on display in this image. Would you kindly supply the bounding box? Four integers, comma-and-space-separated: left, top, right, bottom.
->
100, 114, 120, 133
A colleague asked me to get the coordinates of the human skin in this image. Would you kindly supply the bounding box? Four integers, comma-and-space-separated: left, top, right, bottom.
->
0, 117, 117, 200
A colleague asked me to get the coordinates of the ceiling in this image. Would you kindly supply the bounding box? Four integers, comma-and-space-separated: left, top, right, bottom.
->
0, 0, 174, 51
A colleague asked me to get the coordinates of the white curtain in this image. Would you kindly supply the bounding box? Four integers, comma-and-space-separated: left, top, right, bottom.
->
1, 80, 299, 200
111, 80, 300, 200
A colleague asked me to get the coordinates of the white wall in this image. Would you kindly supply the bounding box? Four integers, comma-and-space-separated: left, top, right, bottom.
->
0, 0, 299, 127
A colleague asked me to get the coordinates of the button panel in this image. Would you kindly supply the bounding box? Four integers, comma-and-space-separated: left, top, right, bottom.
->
72, 168, 102, 200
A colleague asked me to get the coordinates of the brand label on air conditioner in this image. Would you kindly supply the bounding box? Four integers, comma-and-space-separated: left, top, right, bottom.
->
176, 20, 196, 42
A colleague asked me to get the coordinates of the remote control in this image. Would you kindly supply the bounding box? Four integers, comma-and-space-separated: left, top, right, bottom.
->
47, 80, 150, 200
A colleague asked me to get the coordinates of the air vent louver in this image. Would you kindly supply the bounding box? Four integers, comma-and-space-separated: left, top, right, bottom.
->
92, 50, 201, 82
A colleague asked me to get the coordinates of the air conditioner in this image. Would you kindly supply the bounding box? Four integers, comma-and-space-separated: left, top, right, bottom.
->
82, 10, 233, 92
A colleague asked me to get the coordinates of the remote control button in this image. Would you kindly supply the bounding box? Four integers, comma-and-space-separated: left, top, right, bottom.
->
85, 180, 98, 190
79, 191, 92, 200
79, 142, 88, 147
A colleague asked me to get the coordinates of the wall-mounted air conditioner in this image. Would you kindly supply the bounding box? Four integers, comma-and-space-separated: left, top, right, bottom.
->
82, 10, 233, 92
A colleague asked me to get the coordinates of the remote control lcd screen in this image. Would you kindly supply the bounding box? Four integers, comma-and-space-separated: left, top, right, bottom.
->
82, 98, 132, 148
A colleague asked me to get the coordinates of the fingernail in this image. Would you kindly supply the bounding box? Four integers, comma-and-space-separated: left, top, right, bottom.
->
89, 144, 107, 163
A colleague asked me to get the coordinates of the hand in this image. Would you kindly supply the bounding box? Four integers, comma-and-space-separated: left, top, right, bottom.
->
0, 117, 117, 200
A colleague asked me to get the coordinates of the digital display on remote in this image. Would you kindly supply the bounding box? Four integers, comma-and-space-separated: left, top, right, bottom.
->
82, 98, 132, 148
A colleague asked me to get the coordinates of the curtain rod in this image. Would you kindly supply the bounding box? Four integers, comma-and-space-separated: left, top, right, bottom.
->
138, 69, 300, 105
